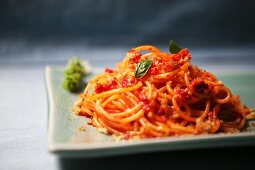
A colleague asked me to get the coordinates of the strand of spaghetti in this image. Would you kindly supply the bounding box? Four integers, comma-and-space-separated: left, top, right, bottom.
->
153, 51, 172, 62
107, 104, 142, 118
182, 103, 192, 116
98, 115, 134, 131
147, 77, 170, 83
116, 97, 129, 109
152, 69, 181, 79
170, 113, 180, 119
180, 120, 188, 126
185, 96, 202, 104
104, 109, 122, 113
215, 86, 232, 104
96, 99, 144, 123
162, 98, 170, 113
222, 118, 241, 128
102, 94, 122, 107
146, 128, 165, 137
140, 118, 168, 133
236, 116, 246, 129
126, 92, 139, 103
79, 107, 94, 117
90, 81, 143, 100
204, 80, 223, 86
104, 103, 120, 110
181, 62, 189, 72
167, 121, 198, 134
154, 117, 193, 134
83, 82, 92, 95
134, 45, 160, 53
184, 72, 207, 98
148, 81, 154, 99
92, 114, 101, 127
152, 90, 158, 100
209, 119, 221, 133
118, 110, 144, 123
97, 116, 123, 135
157, 92, 172, 100
140, 53, 155, 60
111, 100, 127, 111
81, 100, 95, 111
166, 82, 175, 96
145, 81, 153, 100
139, 118, 166, 136
120, 94, 136, 108
172, 97, 197, 122
158, 86, 167, 92
198, 101, 211, 120
83, 98, 95, 106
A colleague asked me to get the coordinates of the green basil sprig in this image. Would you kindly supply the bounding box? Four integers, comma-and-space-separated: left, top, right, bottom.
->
169, 40, 182, 54
134, 60, 152, 78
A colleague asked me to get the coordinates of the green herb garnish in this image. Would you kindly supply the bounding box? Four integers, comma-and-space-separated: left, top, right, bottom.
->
134, 60, 152, 78
62, 57, 87, 92
169, 40, 182, 54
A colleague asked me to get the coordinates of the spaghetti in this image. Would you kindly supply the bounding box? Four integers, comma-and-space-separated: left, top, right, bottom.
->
73, 45, 250, 139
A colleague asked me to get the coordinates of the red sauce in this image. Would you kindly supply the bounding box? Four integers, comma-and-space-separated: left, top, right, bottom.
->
105, 68, 114, 73
175, 88, 191, 103
148, 49, 191, 75
121, 76, 137, 88
138, 93, 153, 112
212, 105, 220, 119
159, 115, 167, 122
121, 79, 129, 88
123, 133, 131, 140
95, 79, 118, 93
139, 93, 147, 101
87, 121, 94, 126
208, 84, 214, 92
190, 78, 208, 93
172, 48, 191, 64
128, 50, 142, 64
149, 60, 178, 75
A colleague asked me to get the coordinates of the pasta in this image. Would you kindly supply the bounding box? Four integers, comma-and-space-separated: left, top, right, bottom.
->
72, 45, 251, 139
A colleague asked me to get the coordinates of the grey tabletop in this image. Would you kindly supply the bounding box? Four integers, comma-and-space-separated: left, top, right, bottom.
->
1, 40, 255, 170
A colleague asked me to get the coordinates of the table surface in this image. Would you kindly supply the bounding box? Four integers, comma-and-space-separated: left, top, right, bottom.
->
1, 41, 255, 170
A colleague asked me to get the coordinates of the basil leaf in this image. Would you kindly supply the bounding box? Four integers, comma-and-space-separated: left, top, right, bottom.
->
169, 40, 182, 54
134, 60, 152, 78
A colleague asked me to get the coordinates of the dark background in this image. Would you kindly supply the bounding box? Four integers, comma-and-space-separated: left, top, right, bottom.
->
1, 0, 255, 48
